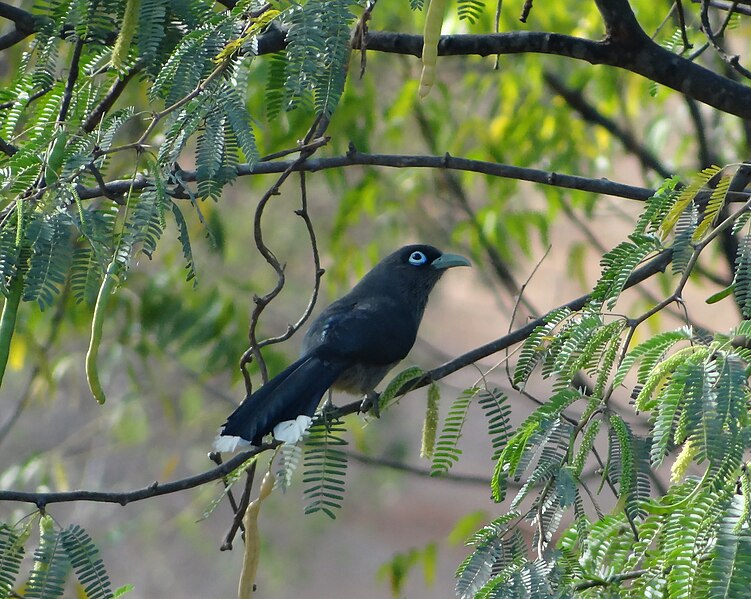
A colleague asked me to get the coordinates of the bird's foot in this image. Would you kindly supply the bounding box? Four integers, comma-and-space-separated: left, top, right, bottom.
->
319, 398, 339, 425
360, 391, 380, 418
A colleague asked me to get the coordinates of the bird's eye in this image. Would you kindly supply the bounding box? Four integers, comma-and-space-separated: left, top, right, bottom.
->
408, 251, 428, 266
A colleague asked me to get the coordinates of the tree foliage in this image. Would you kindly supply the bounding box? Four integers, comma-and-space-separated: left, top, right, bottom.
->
1, 0, 751, 597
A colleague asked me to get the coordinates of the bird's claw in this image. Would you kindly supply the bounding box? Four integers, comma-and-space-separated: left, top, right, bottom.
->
360, 391, 380, 418
319, 397, 339, 424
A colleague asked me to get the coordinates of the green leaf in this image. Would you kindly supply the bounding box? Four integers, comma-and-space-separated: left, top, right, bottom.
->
303, 418, 348, 519
379, 366, 426, 410
706, 284, 736, 304
0, 524, 26, 598
477, 387, 512, 461
431, 387, 477, 476
26, 518, 69, 599
60, 525, 113, 599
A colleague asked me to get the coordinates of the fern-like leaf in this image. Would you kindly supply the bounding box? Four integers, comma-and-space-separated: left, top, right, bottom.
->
283, 0, 353, 114
614, 326, 692, 388
264, 52, 287, 120
693, 172, 732, 242
0, 524, 25, 598
635, 175, 681, 236
710, 495, 751, 598
378, 365, 425, 410
136, 0, 167, 64
195, 108, 226, 201
71, 243, 104, 305
457, 0, 484, 23
221, 85, 258, 165
590, 234, 663, 310
431, 387, 476, 476
25, 522, 69, 599
513, 306, 572, 387
456, 524, 525, 599
22, 213, 72, 309
491, 389, 580, 503
170, 201, 197, 284
608, 414, 638, 519
659, 165, 722, 238
59, 525, 113, 599
0, 219, 20, 296
477, 387, 511, 461
303, 418, 348, 519
275, 442, 303, 493
121, 166, 169, 260
715, 354, 747, 436
671, 205, 698, 275
312, 0, 352, 116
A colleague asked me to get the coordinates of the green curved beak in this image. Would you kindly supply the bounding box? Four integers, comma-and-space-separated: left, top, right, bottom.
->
431, 253, 471, 270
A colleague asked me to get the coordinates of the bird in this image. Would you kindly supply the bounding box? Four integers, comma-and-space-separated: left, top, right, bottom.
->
213, 244, 470, 452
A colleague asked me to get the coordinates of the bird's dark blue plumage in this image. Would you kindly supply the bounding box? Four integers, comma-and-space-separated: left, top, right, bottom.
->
213, 244, 470, 451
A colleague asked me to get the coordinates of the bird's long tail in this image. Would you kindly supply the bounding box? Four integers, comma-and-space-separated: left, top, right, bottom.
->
213, 355, 345, 451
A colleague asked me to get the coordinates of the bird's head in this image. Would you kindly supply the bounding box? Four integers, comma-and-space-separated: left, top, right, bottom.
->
395, 244, 471, 272
368, 244, 471, 306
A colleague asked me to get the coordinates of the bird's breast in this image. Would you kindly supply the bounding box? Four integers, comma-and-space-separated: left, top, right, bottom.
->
332, 361, 398, 395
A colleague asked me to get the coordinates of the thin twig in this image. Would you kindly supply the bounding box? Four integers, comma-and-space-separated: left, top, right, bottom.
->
239, 115, 328, 391
543, 72, 672, 179
700, 0, 751, 79
345, 450, 490, 485
674, 0, 693, 51
221, 460, 257, 551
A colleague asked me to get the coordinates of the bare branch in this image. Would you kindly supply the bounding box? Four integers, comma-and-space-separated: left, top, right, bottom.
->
239, 117, 329, 391
76, 151, 657, 202
700, 0, 751, 80
350, 30, 751, 120
0, 446, 272, 507
695, 0, 751, 16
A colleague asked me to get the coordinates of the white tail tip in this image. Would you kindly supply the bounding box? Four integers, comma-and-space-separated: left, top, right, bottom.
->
273, 415, 313, 444
212, 433, 253, 453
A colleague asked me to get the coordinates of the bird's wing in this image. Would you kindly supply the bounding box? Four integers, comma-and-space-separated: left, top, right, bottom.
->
304, 295, 417, 365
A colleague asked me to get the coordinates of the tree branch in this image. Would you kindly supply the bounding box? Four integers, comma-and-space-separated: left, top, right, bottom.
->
76, 151, 657, 202
5, 7, 750, 119
0, 2, 43, 50
0, 446, 272, 507
351, 30, 751, 120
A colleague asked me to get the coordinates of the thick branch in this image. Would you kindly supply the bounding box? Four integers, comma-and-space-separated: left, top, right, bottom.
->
4, 8, 750, 119
0, 2, 45, 50
81, 64, 140, 133
351, 30, 751, 120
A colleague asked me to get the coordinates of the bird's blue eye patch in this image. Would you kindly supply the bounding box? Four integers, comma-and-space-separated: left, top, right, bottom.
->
408, 251, 428, 266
